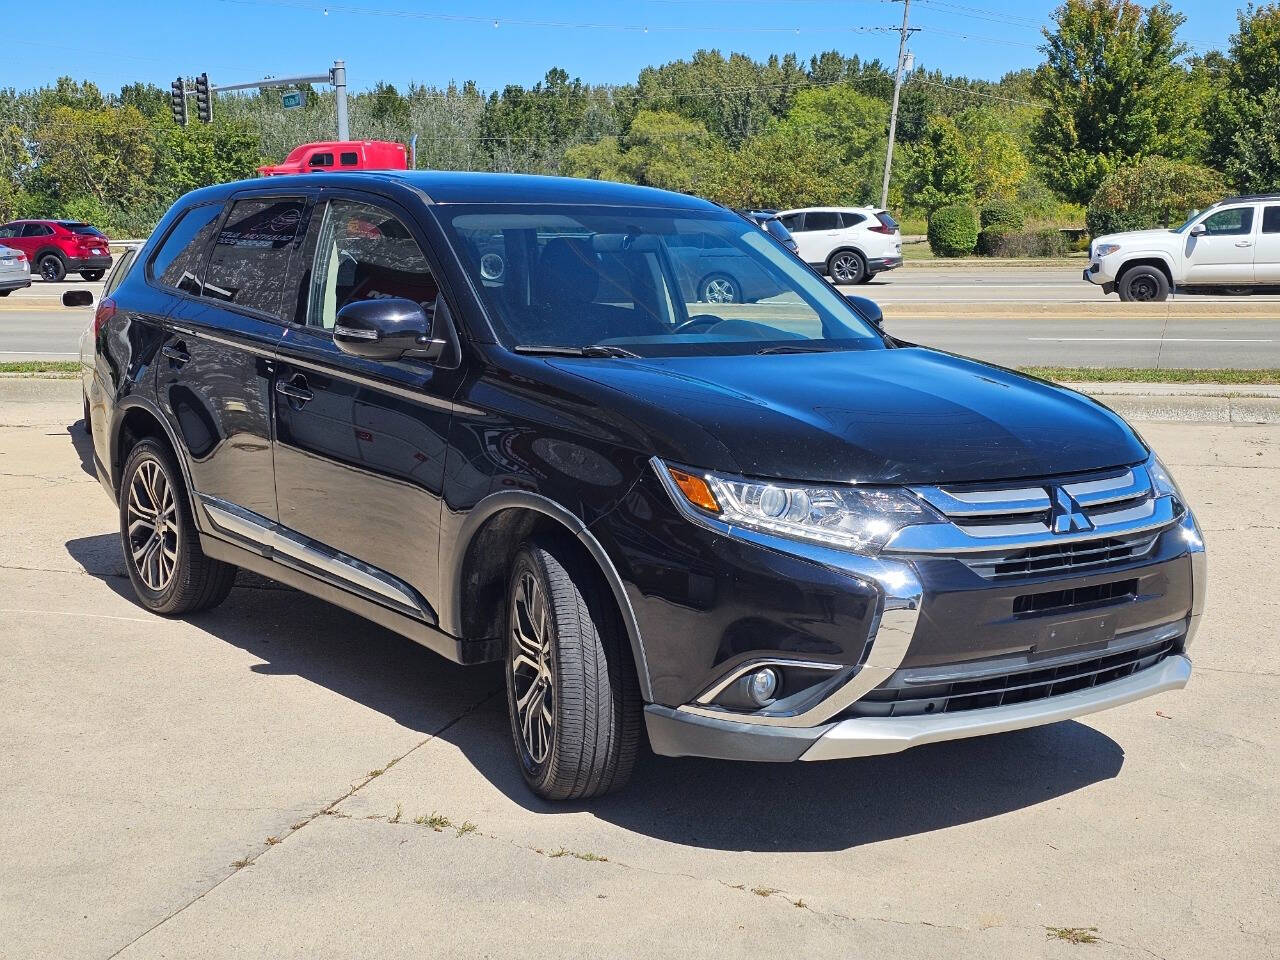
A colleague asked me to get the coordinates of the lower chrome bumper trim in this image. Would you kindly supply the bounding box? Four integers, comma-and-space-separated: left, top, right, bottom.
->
798, 655, 1190, 761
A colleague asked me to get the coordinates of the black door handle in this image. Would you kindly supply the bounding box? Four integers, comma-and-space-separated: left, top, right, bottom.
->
276, 373, 314, 405
161, 343, 190, 367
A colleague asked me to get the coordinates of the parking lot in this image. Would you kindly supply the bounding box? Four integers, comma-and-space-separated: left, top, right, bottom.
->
1, 376, 1276, 959
5, 264, 1280, 367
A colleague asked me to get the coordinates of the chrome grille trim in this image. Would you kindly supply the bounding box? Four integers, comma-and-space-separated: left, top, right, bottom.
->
913, 485, 1050, 517
959, 531, 1160, 579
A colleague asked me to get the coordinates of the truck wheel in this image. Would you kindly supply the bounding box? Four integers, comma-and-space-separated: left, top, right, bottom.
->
504, 536, 641, 801
827, 250, 866, 285
38, 255, 66, 282
119, 439, 236, 615
1118, 265, 1169, 303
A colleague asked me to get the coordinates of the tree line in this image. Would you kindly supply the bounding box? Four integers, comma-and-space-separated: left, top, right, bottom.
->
1, 0, 1276, 242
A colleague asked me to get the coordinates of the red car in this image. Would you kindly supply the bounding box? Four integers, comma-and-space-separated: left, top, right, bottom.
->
0, 219, 113, 282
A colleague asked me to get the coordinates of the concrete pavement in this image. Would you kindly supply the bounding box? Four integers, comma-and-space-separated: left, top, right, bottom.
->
1, 378, 1277, 959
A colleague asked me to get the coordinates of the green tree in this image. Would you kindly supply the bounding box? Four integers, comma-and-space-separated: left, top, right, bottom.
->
1085, 156, 1224, 235
904, 117, 975, 212
776, 84, 888, 202
562, 136, 635, 183
1032, 0, 1201, 203
0, 125, 31, 221
956, 109, 1030, 202
154, 119, 263, 198
1205, 4, 1280, 191
705, 127, 847, 208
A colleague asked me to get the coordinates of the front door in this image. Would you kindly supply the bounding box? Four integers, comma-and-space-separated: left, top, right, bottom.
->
271, 192, 460, 618
1182, 205, 1258, 284
790, 211, 842, 267
158, 194, 310, 521
1255, 205, 1280, 284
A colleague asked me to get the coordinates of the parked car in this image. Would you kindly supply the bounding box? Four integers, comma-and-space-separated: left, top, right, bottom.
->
0, 244, 31, 296
1086, 194, 1280, 302
777, 206, 902, 284
738, 209, 800, 254
79, 172, 1205, 800
257, 140, 408, 176
0, 219, 112, 282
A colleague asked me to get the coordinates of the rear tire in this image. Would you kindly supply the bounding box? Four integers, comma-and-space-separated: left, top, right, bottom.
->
699, 273, 740, 304
38, 255, 66, 282
80, 270, 104, 282
504, 536, 641, 801
1117, 265, 1169, 303
119, 439, 235, 615
82, 392, 91, 435
827, 250, 866, 285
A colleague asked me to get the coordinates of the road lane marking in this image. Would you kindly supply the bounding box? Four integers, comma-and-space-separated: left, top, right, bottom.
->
0, 350, 78, 356
1026, 337, 1273, 342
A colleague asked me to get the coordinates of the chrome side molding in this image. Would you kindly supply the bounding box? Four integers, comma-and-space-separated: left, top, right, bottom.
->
199, 495, 433, 622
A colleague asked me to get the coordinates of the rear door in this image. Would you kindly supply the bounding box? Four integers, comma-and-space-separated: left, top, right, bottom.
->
158, 192, 311, 521
271, 189, 461, 618
1182, 205, 1258, 284
1255, 205, 1280, 284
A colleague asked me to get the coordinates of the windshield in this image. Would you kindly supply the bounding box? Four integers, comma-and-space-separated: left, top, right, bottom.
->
438, 204, 883, 357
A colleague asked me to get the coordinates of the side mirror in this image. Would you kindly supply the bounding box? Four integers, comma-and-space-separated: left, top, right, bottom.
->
1190, 223, 1207, 237
333, 297, 445, 362
844, 293, 883, 327
62, 290, 94, 307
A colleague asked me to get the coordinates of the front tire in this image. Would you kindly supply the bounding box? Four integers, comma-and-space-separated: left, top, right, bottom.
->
1118, 265, 1169, 303
80, 270, 104, 282
39, 255, 66, 283
827, 249, 866, 285
119, 439, 235, 615
504, 537, 640, 801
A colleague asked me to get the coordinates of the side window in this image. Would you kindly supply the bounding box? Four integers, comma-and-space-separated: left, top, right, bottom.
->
803, 211, 841, 231
203, 197, 306, 318
1201, 207, 1254, 236
308, 153, 334, 168
149, 203, 223, 295
339, 151, 359, 166
23, 223, 53, 237
1263, 207, 1280, 234
104, 247, 139, 297
840, 212, 866, 228
306, 199, 438, 330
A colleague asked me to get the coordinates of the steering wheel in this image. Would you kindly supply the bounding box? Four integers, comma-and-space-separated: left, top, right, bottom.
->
672, 314, 726, 336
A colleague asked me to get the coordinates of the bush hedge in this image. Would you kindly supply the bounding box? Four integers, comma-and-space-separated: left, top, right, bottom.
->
979, 200, 1026, 232
927, 204, 980, 257
978, 228, 1073, 258
1086, 157, 1225, 238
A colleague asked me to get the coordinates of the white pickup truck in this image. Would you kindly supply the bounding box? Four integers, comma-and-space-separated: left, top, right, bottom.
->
1085, 194, 1280, 302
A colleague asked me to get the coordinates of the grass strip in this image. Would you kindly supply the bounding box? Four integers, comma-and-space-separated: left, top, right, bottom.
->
0, 360, 80, 374
1018, 366, 1280, 384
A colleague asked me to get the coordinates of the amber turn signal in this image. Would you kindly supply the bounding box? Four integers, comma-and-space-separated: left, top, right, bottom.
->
667, 467, 720, 513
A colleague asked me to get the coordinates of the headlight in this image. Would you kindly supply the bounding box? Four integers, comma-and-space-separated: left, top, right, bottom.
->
1146, 453, 1185, 514
660, 462, 939, 554
1094, 243, 1120, 258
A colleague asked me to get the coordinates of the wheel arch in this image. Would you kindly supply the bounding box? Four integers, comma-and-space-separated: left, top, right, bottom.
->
1117, 256, 1174, 287
445, 491, 653, 701
826, 246, 868, 269
34, 245, 67, 266
111, 398, 192, 500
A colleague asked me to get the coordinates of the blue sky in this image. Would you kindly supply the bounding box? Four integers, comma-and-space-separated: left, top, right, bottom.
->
3, 0, 1247, 94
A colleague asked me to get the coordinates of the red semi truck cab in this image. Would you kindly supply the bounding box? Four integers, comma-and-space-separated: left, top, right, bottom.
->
257, 140, 408, 176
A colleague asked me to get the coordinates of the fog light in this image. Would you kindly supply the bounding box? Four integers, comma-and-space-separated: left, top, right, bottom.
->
746, 667, 779, 705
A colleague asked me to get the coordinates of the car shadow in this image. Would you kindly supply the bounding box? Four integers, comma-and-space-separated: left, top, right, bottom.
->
65, 532, 1125, 853
67, 420, 96, 480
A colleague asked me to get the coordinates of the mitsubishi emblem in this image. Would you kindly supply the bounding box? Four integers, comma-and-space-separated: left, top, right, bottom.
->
1051, 487, 1093, 533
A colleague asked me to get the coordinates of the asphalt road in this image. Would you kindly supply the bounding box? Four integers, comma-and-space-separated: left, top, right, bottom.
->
2, 378, 1276, 959
4, 268, 1280, 367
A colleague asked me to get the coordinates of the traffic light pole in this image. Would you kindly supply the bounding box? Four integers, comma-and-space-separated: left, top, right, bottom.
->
205, 60, 349, 138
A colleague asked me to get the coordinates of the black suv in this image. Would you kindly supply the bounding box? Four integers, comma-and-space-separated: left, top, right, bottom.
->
78, 172, 1206, 799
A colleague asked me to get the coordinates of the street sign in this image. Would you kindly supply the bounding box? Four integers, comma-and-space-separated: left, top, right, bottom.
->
281, 91, 303, 109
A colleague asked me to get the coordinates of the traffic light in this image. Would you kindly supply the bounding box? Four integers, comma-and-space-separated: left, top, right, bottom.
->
169, 77, 187, 126
195, 73, 213, 124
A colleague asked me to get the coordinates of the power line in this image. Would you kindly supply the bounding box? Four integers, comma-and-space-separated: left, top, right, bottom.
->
906, 75, 1042, 106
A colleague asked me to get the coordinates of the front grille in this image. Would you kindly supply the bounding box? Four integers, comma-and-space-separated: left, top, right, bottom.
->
1013, 577, 1138, 614
965, 531, 1160, 579
846, 637, 1176, 718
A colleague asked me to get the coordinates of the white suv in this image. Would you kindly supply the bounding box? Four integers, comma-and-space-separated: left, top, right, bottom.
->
1086, 194, 1280, 302
777, 207, 902, 285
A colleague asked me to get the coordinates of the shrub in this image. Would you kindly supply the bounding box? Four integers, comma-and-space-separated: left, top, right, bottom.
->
927, 204, 979, 257
978, 228, 1072, 258
1086, 157, 1225, 238
980, 199, 1026, 232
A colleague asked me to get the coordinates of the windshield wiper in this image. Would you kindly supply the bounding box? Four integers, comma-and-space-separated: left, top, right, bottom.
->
755, 343, 846, 355
514, 344, 641, 358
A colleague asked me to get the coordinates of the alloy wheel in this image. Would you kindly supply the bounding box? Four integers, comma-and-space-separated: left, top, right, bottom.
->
126, 458, 179, 592
702, 276, 737, 304
510, 571, 555, 766
831, 253, 861, 284
1130, 276, 1158, 301
40, 258, 62, 282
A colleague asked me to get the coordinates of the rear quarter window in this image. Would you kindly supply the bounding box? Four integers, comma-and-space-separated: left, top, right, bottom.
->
149, 203, 224, 296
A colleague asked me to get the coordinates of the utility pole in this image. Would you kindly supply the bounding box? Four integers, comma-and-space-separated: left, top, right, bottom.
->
332, 60, 349, 141
880, 0, 914, 210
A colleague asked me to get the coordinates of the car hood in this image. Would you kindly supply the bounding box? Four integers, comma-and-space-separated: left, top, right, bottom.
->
1096, 228, 1179, 248
547, 347, 1146, 484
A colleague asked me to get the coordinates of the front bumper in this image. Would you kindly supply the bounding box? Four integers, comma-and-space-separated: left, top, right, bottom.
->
1084, 262, 1117, 294
642, 495, 1205, 762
